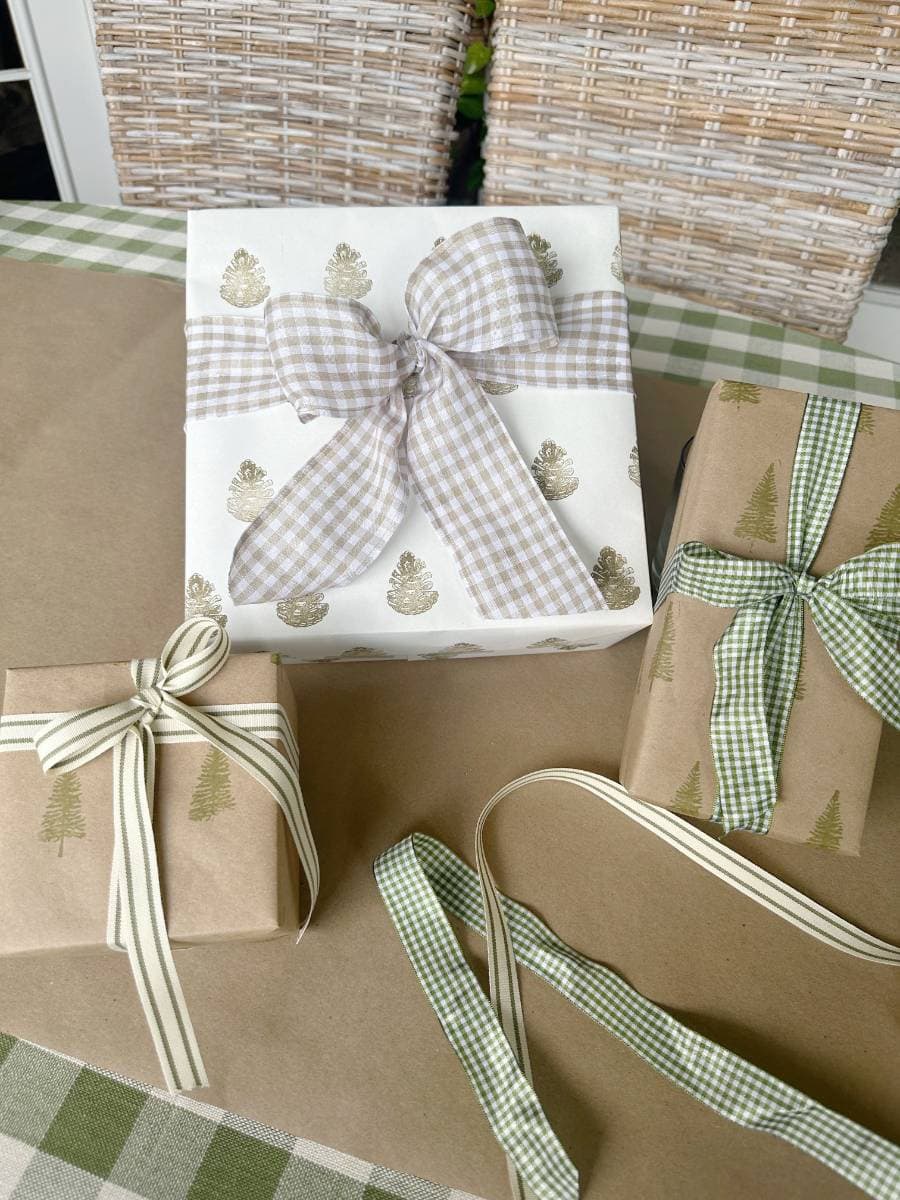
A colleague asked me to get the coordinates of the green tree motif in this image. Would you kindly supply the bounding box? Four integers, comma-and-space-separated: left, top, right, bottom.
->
386, 551, 439, 616
527, 233, 563, 287
719, 380, 761, 409
185, 574, 228, 628
323, 243, 372, 299
226, 460, 274, 522
531, 440, 578, 500
734, 463, 778, 546
672, 761, 702, 817
648, 603, 675, 688
219, 248, 270, 308
276, 592, 329, 628
39, 772, 86, 856
864, 483, 900, 551
857, 404, 875, 436
190, 746, 234, 822
806, 790, 843, 852
591, 546, 641, 609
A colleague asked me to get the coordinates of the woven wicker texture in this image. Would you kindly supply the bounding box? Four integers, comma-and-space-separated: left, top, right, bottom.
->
92, 1, 471, 207
483, 1, 900, 340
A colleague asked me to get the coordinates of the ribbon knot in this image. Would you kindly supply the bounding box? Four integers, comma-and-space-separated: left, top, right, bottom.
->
186, 216, 633, 618
658, 394, 900, 837
135, 685, 166, 724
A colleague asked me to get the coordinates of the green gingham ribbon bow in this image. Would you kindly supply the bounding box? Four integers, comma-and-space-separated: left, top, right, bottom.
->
657, 394, 900, 835
375, 770, 900, 1200
0, 617, 319, 1093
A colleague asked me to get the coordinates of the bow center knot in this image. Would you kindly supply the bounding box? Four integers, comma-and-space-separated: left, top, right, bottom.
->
135, 685, 166, 724
790, 570, 818, 600
394, 332, 430, 381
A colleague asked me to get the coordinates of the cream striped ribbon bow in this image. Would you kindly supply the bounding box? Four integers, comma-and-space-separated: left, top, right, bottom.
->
186, 217, 632, 618
376, 771, 900, 1200
0, 618, 318, 1093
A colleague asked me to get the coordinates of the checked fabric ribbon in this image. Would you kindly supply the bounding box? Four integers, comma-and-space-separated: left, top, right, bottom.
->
657, 394, 900, 835
0, 618, 319, 1093
376, 770, 900, 1200
185, 216, 632, 617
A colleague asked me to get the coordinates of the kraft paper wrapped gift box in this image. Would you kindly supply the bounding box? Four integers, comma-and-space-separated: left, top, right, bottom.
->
0, 650, 301, 958
621, 382, 900, 855
185, 205, 651, 662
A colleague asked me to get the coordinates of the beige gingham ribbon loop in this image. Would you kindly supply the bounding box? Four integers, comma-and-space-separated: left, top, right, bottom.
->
186, 216, 633, 618
12, 617, 319, 1094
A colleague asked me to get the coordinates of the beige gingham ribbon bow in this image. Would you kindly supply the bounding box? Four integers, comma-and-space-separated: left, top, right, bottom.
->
186, 217, 632, 618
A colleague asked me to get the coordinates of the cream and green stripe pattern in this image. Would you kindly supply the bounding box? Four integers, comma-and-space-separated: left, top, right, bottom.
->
0, 618, 319, 1094
658, 394, 900, 835
1, 201, 898, 410
375, 769, 900, 1200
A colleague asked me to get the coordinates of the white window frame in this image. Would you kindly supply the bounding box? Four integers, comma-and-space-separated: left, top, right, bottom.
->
4, 0, 119, 202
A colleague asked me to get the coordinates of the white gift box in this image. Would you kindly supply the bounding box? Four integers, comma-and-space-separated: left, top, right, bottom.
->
185, 206, 651, 662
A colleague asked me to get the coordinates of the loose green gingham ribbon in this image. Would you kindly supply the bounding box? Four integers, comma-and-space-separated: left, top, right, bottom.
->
375, 770, 900, 1200
657, 393, 900, 835
0, 617, 319, 1093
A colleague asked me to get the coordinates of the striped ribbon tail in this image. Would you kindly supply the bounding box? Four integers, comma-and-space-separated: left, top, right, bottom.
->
375, 770, 900, 1200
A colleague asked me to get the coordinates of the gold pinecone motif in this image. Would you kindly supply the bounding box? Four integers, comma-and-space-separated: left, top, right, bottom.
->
386, 551, 439, 616
324, 243, 373, 300
226, 459, 274, 522
527, 233, 563, 287
275, 592, 329, 628
420, 642, 487, 660
531, 439, 579, 500
527, 637, 592, 652
336, 646, 391, 660
592, 546, 641, 609
479, 380, 518, 395
219, 248, 270, 308
610, 242, 624, 284
185, 574, 228, 628
628, 444, 641, 486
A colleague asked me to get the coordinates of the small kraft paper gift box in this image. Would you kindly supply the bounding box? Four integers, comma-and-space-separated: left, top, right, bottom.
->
184, 206, 651, 662
0, 618, 317, 1092
621, 383, 900, 855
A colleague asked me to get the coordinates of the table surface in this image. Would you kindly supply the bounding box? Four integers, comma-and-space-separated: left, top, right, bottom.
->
0, 203, 896, 1200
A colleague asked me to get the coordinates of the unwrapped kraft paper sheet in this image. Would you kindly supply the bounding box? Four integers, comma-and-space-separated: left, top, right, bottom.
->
0, 259, 896, 1200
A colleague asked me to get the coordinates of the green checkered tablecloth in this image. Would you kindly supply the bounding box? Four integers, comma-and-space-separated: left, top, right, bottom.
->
0, 201, 897, 1200
0, 1034, 479, 1200
1, 201, 897, 408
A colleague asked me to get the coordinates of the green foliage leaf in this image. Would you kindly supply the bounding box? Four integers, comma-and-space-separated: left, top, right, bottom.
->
460, 73, 486, 96
465, 40, 492, 74
474, 0, 495, 16
466, 157, 485, 194
458, 94, 484, 121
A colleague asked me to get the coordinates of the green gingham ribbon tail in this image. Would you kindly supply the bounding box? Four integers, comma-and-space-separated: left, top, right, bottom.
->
375, 770, 900, 1200
659, 394, 900, 835
30, 617, 319, 1093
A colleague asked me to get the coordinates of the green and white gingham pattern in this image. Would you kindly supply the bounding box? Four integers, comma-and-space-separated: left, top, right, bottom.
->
0, 1033, 482, 1200
1, 202, 898, 407
658, 395, 900, 835
375, 770, 900, 1200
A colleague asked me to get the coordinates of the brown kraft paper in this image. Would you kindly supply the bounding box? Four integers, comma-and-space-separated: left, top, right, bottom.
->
0, 260, 897, 1200
621, 382, 899, 855
0, 653, 301, 956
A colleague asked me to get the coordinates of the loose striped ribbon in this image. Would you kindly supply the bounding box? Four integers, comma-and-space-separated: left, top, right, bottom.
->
375, 770, 900, 1200
657, 393, 900, 835
0, 618, 319, 1092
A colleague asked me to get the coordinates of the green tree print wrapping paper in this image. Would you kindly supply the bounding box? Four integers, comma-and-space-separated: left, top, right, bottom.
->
621, 382, 900, 855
